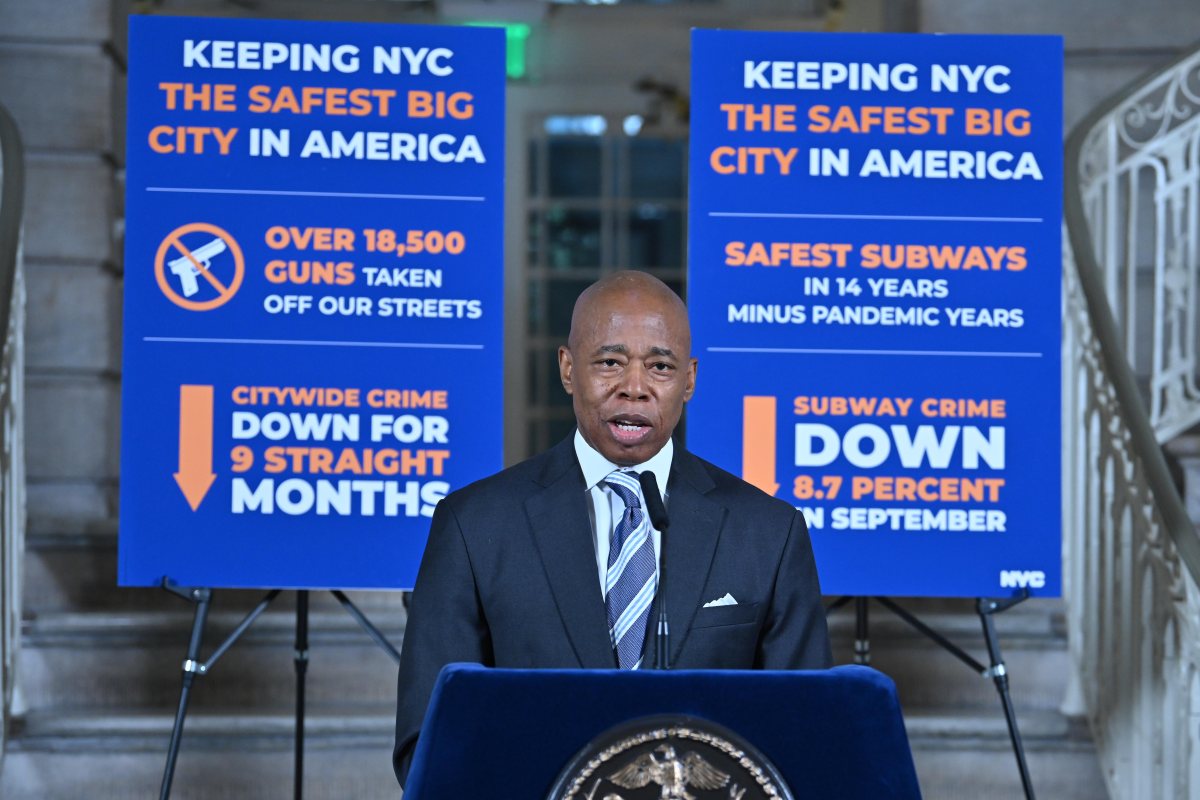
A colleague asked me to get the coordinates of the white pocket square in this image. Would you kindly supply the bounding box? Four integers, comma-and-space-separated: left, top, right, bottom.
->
703, 593, 737, 608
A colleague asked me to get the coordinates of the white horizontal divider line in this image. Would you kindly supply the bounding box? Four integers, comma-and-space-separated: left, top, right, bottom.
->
146, 187, 486, 202
707, 346, 1043, 358
145, 336, 484, 350
708, 211, 1043, 223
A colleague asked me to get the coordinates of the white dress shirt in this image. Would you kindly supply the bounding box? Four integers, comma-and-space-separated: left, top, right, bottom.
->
574, 429, 671, 597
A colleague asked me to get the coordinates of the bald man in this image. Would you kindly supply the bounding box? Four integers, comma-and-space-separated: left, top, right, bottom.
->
393, 272, 830, 786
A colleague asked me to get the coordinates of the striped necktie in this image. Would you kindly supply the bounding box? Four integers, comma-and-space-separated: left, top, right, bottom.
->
603, 470, 657, 670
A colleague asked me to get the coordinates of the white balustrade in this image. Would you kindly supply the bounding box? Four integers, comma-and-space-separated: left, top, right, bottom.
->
1077, 49, 1200, 443
1065, 47, 1200, 799
0, 104, 25, 766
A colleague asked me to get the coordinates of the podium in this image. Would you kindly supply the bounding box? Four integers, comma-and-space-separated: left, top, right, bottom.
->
404, 664, 922, 799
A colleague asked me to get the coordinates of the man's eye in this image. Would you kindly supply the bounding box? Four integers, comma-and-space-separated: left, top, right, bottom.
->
600, 359, 620, 367
651, 362, 673, 371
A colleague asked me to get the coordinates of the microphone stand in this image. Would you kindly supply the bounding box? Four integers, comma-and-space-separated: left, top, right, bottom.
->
656, 537, 670, 670
638, 471, 671, 670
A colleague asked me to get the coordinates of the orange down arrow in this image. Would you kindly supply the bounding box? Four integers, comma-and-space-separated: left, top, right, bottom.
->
742, 396, 780, 496
174, 385, 216, 511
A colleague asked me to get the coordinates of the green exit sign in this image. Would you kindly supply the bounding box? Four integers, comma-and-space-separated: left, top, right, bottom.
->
465, 22, 532, 80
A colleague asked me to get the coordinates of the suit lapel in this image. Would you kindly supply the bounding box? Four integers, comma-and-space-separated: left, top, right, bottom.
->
525, 439, 617, 669
643, 447, 727, 666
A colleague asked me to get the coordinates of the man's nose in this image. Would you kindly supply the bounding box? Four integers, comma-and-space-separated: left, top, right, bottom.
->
618, 363, 650, 399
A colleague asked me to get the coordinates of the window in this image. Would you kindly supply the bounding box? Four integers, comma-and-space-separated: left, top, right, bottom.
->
522, 115, 687, 456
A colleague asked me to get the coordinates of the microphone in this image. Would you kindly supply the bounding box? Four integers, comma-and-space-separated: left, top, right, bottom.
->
638, 470, 669, 532
638, 471, 671, 670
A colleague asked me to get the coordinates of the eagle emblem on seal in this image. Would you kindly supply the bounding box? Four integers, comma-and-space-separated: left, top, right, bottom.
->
607, 744, 731, 800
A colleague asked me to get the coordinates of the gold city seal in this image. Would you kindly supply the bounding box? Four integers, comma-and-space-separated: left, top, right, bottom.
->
547, 715, 795, 800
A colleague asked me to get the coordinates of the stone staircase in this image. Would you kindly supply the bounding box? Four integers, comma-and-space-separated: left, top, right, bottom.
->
3, 513, 1108, 798
4, 520, 408, 798
827, 598, 1106, 799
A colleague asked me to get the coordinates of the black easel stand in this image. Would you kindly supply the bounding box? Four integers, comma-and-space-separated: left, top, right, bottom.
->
158, 578, 402, 800
293, 590, 308, 800
826, 591, 1036, 800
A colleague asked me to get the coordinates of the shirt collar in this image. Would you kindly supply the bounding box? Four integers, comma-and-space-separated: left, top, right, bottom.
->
574, 428, 672, 500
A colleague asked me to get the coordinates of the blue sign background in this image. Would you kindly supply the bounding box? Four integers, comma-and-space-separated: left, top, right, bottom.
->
687, 31, 1062, 597
120, 16, 504, 589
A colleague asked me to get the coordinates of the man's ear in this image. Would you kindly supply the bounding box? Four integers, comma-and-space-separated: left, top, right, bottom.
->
558, 346, 574, 395
683, 357, 698, 402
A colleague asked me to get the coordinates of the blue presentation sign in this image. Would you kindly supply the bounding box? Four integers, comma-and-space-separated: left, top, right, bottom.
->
687, 31, 1062, 597
120, 16, 504, 589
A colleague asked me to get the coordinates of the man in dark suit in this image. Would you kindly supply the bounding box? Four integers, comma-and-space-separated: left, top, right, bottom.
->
394, 271, 830, 786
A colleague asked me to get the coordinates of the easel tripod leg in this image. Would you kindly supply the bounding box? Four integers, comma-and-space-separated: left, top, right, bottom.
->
160, 587, 212, 800
295, 590, 309, 800
331, 590, 401, 663
977, 598, 1036, 800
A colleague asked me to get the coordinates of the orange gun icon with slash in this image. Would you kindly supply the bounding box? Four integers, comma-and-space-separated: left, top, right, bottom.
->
155, 223, 245, 311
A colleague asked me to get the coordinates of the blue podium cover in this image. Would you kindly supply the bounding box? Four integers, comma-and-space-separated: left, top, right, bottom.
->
405, 664, 921, 799
119, 17, 504, 589
687, 31, 1063, 597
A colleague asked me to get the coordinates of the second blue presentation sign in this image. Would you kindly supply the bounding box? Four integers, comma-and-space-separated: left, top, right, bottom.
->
687, 31, 1063, 597
120, 16, 504, 589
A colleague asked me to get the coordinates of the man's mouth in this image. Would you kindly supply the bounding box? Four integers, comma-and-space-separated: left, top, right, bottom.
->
607, 415, 653, 445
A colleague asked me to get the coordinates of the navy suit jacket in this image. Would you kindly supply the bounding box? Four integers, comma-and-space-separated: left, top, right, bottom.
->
393, 436, 831, 785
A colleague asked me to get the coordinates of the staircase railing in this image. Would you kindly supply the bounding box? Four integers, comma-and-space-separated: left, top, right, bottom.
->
0, 102, 26, 764
1063, 45, 1200, 798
